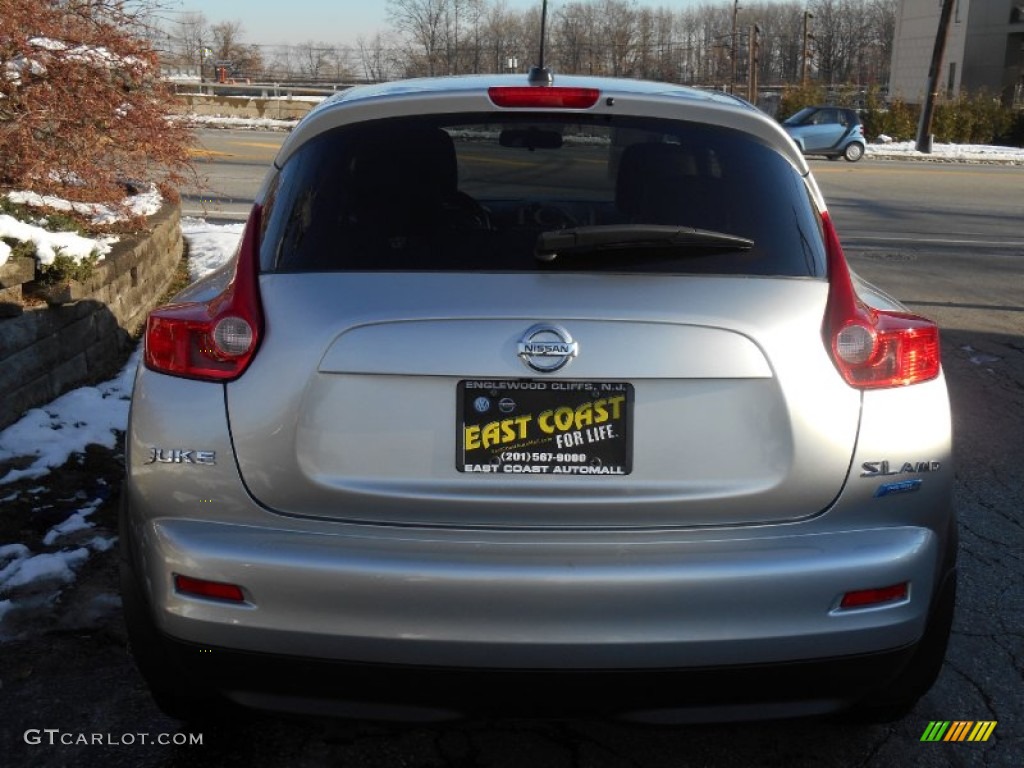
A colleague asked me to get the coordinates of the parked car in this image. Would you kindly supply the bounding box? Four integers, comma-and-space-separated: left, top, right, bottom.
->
782, 105, 867, 162
122, 72, 956, 724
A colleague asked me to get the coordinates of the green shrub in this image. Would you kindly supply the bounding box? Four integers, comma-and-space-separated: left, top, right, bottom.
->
932, 92, 1013, 144
779, 86, 1020, 146
863, 96, 918, 142
861, 87, 887, 140
36, 249, 100, 287
2, 238, 37, 261
777, 85, 828, 122
1003, 110, 1024, 147
0, 198, 87, 235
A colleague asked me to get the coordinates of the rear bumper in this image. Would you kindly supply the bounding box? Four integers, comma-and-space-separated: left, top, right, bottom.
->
155, 634, 920, 722
130, 517, 941, 670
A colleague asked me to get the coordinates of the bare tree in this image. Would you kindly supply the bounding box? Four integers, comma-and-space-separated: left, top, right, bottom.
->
440, 0, 483, 74
387, 0, 448, 76
296, 41, 336, 80
678, 4, 734, 87
358, 33, 400, 82
262, 45, 293, 81
173, 11, 210, 75
649, 8, 680, 82
745, 2, 805, 86
551, 2, 596, 74
210, 21, 263, 79
863, 0, 898, 85
241, 0, 901, 88
478, 0, 528, 73
211, 20, 243, 60
595, 0, 638, 76
809, 0, 862, 84
331, 46, 356, 81
633, 6, 680, 81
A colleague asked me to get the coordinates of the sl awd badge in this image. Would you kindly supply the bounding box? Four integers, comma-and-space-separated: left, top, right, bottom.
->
517, 323, 578, 372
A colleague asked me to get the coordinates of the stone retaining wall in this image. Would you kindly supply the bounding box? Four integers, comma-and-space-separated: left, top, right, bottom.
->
0, 203, 182, 430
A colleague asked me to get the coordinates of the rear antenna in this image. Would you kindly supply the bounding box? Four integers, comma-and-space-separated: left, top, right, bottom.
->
527, 0, 553, 85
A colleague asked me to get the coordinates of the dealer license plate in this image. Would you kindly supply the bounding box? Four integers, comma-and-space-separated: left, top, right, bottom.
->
457, 380, 633, 475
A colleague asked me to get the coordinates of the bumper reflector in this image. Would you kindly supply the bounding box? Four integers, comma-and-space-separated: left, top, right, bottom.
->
839, 582, 908, 610
174, 573, 246, 603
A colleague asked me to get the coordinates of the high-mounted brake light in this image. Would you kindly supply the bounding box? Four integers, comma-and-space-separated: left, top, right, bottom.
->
488, 86, 600, 109
822, 213, 940, 389
145, 205, 264, 381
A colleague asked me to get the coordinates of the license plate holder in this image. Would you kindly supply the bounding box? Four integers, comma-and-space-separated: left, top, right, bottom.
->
457, 380, 633, 475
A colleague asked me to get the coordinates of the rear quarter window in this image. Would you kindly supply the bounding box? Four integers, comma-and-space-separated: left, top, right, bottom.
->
260, 114, 825, 278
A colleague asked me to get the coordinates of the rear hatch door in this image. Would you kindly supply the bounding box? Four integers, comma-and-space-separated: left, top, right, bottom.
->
225, 272, 860, 528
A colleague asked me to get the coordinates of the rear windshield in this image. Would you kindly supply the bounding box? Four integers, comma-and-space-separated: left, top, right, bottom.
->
260, 114, 825, 277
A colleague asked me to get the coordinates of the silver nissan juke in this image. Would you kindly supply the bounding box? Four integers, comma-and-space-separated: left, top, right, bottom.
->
121, 72, 957, 723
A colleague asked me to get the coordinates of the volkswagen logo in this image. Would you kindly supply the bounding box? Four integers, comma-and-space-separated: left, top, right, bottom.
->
517, 324, 578, 372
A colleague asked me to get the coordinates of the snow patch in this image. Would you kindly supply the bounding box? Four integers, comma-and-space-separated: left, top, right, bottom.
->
27, 37, 145, 71
0, 543, 31, 566
0, 350, 139, 485
0, 548, 89, 590
0, 185, 164, 267
182, 114, 300, 131
87, 536, 117, 553
42, 501, 101, 546
0, 214, 115, 267
0, 217, 249, 635
0, 220, 239, 485
865, 141, 1024, 164
181, 217, 245, 281
7, 184, 163, 225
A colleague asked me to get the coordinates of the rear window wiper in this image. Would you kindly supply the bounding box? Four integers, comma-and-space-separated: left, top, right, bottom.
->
535, 225, 754, 262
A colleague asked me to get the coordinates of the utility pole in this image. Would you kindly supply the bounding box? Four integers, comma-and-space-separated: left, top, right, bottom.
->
748, 24, 761, 104
916, 0, 957, 153
731, 0, 741, 94
801, 11, 813, 87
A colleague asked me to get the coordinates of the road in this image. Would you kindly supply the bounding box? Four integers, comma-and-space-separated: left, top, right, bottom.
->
182, 129, 282, 220
817, 160, 1023, 341
2, 131, 1021, 767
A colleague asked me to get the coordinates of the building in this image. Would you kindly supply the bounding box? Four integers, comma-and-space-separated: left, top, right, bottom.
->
889, 0, 1024, 105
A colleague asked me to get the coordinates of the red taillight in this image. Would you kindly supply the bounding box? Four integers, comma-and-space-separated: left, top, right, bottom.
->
822, 213, 940, 389
839, 582, 908, 609
145, 205, 264, 381
174, 573, 246, 603
487, 86, 600, 109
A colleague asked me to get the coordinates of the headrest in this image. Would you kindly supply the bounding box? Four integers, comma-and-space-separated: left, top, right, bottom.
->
615, 143, 697, 218
350, 126, 458, 197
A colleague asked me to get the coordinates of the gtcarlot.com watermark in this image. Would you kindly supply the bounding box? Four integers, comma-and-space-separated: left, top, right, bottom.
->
24, 729, 203, 747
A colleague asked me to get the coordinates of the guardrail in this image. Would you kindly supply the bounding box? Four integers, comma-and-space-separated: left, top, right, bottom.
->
168, 81, 355, 99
